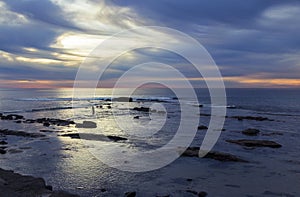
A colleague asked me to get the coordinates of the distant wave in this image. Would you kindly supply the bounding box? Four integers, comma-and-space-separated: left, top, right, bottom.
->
16, 96, 176, 103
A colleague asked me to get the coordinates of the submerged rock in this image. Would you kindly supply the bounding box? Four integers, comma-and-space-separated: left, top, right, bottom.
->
76, 121, 97, 128
125, 191, 136, 197
226, 139, 282, 148
198, 191, 208, 197
181, 147, 248, 162
242, 128, 260, 136
198, 125, 208, 130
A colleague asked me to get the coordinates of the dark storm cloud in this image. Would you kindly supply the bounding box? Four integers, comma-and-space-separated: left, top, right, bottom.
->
1, 0, 300, 87
2, 0, 79, 30
109, 0, 300, 80
0, 24, 58, 54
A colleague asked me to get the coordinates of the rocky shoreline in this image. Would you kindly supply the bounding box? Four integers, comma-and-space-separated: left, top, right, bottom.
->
0, 168, 78, 197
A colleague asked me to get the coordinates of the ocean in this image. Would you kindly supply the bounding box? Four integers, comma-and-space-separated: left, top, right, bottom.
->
0, 88, 299, 196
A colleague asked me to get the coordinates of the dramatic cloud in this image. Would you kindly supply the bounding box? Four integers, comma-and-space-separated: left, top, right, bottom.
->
0, 0, 300, 88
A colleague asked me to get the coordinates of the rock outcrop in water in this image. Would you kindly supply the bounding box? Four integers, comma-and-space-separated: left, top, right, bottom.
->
231, 116, 274, 121
112, 97, 133, 102
132, 107, 150, 112
0, 129, 45, 138
0, 168, 79, 197
226, 139, 282, 148
76, 121, 97, 128
242, 128, 260, 136
198, 125, 208, 130
181, 147, 248, 162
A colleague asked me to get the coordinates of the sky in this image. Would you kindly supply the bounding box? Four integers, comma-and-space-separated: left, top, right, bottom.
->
0, 0, 300, 88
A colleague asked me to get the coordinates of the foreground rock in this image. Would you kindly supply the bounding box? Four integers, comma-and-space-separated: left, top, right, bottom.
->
226, 139, 282, 148
242, 128, 260, 136
0, 129, 45, 138
0, 168, 78, 197
181, 147, 248, 162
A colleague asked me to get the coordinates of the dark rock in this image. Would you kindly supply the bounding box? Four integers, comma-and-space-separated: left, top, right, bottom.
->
198, 125, 208, 130
15, 120, 22, 123
204, 151, 248, 162
43, 122, 51, 127
8, 149, 23, 154
45, 185, 53, 190
60, 133, 80, 139
186, 190, 198, 195
186, 178, 193, 182
262, 132, 283, 136
133, 116, 140, 119
112, 97, 133, 102
231, 116, 273, 121
0, 114, 24, 120
198, 191, 208, 197
125, 191, 136, 197
0, 168, 78, 196
105, 98, 111, 101
0, 129, 45, 138
242, 128, 260, 136
100, 188, 107, 192
263, 191, 294, 197
132, 107, 150, 112
181, 147, 248, 162
0, 148, 6, 154
226, 139, 282, 148
50, 190, 79, 197
40, 130, 54, 133
76, 121, 97, 128
107, 135, 127, 142
0, 141, 7, 145
24, 119, 36, 123
107, 105, 112, 109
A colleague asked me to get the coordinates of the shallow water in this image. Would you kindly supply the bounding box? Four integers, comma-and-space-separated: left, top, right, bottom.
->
0, 88, 300, 196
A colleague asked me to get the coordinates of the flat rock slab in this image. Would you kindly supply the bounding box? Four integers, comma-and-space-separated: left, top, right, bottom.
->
226, 139, 282, 148
0, 129, 45, 138
181, 147, 248, 162
0, 168, 78, 197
